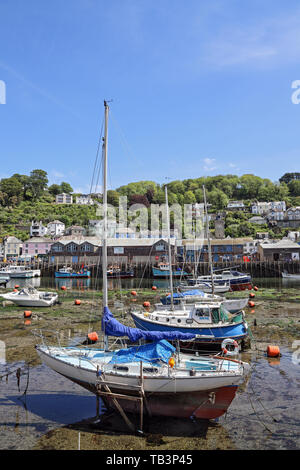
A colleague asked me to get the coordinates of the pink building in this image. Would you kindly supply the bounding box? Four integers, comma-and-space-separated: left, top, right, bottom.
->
23, 237, 53, 257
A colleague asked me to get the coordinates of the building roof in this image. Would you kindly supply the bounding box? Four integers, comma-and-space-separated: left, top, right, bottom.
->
181, 237, 254, 249
48, 220, 65, 225
24, 237, 52, 243
260, 239, 300, 249
5, 236, 23, 244
53, 237, 176, 247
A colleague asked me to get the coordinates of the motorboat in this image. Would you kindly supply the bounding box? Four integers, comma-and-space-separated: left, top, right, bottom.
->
0, 265, 41, 278
1, 287, 58, 307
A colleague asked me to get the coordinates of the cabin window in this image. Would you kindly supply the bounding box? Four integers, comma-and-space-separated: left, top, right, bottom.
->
194, 308, 210, 318
143, 367, 158, 373
113, 366, 129, 372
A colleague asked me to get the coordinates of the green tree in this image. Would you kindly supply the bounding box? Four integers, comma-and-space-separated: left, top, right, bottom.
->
48, 184, 62, 196
29, 170, 48, 200
0, 177, 23, 205
60, 182, 73, 194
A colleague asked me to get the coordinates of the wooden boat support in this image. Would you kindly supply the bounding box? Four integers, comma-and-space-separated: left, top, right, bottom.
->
95, 363, 152, 433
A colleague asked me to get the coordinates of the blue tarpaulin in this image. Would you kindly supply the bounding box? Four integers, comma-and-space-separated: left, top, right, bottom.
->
160, 289, 205, 305
101, 306, 196, 342
108, 339, 176, 365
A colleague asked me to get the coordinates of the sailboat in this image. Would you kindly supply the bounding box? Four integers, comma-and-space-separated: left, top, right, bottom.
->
131, 186, 249, 346
35, 101, 250, 422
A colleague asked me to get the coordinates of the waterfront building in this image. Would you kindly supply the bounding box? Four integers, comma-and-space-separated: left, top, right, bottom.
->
2, 236, 23, 260
23, 237, 53, 257
258, 239, 300, 261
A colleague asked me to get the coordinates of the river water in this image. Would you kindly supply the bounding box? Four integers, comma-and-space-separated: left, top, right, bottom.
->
0, 276, 300, 451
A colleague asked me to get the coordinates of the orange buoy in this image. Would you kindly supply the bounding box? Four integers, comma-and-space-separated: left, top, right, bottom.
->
131, 290, 137, 296
61, 286, 67, 291
267, 345, 280, 357
14, 285, 19, 289
248, 301, 255, 308
249, 293, 255, 298
254, 286, 258, 291
250, 309, 255, 314
13, 288, 18, 292
87, 332, 99, 343
168, 357, 175, 368
152, 286, 157, 291
24, 311, 32, 318
143, 301, 150, 308
74, 299, 81, 305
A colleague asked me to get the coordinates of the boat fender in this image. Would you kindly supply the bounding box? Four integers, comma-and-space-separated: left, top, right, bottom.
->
168, 357, 175, 368
221, 338, 239, 356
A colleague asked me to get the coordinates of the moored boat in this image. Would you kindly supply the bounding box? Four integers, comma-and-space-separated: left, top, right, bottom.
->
152, 263, 191, 278
54, 266, 91, 278
1, 287, 58, 307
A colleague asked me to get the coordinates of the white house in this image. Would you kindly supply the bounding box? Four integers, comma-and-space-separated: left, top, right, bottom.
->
47, 220, 65, 238
286, 206, 300, 221
227, 201, 245, 211
56, 193, 73, 204
30, 221, 48, 237
252, 201, 286, 215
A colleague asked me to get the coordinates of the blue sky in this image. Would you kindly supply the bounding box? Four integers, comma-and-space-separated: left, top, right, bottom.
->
0, 0, 300, 193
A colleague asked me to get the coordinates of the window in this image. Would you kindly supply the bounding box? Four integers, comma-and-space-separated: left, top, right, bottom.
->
194, 308, 210, 318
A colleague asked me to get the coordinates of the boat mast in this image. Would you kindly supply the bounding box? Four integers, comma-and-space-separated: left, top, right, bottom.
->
103, 100, 109, 350
165, 185, 174, 311
203, 185, 215, 295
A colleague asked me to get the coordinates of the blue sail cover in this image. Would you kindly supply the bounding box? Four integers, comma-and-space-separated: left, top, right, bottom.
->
160, 289, 205, 305
108, 339, 176, 365
101, 306, 196, 342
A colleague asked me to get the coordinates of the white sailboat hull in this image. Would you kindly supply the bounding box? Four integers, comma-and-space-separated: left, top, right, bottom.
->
36, 345, 246, 393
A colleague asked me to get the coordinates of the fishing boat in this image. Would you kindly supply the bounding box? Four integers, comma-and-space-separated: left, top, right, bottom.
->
35, 101, 250, 423
2, 287, 58, 307
282, 271, 300, 280
131, 300, 248, 345
152, 263, 191, 278
107, 265, 134, 279
0, 265, 41, 278
54, 266, 91, 278
196, 269, 252, 291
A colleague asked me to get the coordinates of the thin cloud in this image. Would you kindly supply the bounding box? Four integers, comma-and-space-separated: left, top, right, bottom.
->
203, 158, 218, 171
